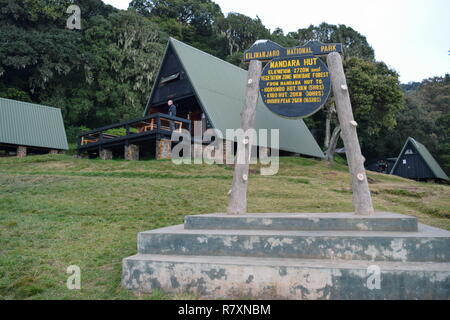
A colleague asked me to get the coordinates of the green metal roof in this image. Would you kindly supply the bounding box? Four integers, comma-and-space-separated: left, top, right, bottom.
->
0, 98, 68, 150
147, 38, 324, 158
390, 137, 449, 181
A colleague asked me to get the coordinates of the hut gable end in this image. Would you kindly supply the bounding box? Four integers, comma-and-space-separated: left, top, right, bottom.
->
144, 38, 324, 158
390, 137, 448, 181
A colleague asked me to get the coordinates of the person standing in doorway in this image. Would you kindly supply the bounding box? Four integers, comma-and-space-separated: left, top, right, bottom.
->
167, 100, 177, 131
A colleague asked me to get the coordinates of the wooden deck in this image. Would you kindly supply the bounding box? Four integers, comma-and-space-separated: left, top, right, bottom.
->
77, 113, 191, 155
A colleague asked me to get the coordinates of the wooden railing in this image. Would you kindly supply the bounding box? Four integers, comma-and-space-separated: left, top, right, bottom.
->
77, 113, 191, 148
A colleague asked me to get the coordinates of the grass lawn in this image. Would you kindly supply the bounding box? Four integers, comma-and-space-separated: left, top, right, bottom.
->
0, 154, 449, 299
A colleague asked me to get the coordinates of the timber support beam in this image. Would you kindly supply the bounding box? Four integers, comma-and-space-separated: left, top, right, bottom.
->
327, 52, 374, 216
227, 59, 262, 215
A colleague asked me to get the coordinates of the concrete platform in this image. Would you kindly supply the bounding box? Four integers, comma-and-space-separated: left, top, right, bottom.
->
138, 223, 450, 262
122, 212, 450, 299
122, 254, 450, 299
185, 212, 419, 232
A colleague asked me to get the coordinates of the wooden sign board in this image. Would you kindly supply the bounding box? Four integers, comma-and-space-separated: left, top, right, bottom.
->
244, 40, 343, 62
259, 55, 331, 118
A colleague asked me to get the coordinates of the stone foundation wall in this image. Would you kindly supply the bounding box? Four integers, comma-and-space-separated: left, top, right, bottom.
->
125, 144, 139, 161
74, 153, 89, 159
16, 146, 27, 158
99, 148, 113, 160
156, 139, 171, 160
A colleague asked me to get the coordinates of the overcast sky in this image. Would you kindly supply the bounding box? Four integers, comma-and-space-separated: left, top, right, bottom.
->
103, 0, 449, 83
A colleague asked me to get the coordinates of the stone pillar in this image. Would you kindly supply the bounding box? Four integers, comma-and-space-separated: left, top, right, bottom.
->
49, 149, 59, 155
99, 148, 113, 160
260, 147, 270, 159
156, 139, 171, 160
125, 144, 139, 161
223, 139, 234, 165
17, 146, 27, 158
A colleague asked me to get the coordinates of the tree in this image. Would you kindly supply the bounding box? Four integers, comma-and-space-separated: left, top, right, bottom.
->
216, 13, 270, 57
325, 125, 341, 164
83, 11, 167, 124
129, 0, 226, 58
288, 23, 375, 60
129, 0, 222, 35
436, 110, 450, 174
43, 11, 167, 128
0, 0, 83, 97
269, 27, 298, 48
0, 0, 72, 28
344, 57, 404, 160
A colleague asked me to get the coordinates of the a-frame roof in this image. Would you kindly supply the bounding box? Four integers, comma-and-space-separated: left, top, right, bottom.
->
390, 137, 448, 181
0, 98, 68, 150
145, 38, 324, 158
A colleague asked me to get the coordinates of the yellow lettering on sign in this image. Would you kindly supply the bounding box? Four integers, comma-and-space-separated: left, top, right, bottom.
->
320, 45, 336, 52
246, 50, 281, 60
263, 86, 285, 92
266, 98, 293, 104
280, 80, 301, 86
287, 47, 313, 55
261, 75, 282, 81
293, 68, 309, 73
305, 91, 324, 97
308, 85, 325, 90
268, 68, 291, 75
293, 73, 310, 79
303, 58, 318, 66
261, 56, 330, 108
312, 72, 329, 78
269, 59, 301, 68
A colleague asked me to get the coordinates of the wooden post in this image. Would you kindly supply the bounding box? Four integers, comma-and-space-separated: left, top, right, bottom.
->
327, 52, 374, 216
227, 59, 262, 215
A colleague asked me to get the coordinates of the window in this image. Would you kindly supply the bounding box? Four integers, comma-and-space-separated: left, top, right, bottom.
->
160, 73, 180, 85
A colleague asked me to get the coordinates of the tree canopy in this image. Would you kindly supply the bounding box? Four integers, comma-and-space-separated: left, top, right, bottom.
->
288, 23, 375, 60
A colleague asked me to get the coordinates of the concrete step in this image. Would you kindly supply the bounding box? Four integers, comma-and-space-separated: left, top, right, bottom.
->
184, 212, 419, 232
122, 253, 450, 299
137, 224, 450, 262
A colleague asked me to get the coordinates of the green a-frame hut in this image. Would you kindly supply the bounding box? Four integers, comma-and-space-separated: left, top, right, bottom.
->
143, 38, 324, 158
390, 137, 449, 182
0, 98, 68, 157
